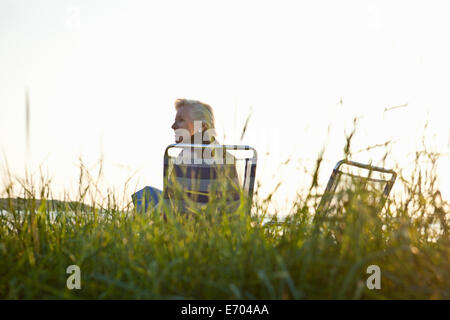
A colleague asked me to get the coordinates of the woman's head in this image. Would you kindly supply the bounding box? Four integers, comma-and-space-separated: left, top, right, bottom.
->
171, 99, 216, 143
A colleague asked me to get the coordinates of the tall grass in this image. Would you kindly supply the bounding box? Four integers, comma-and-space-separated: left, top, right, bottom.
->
0, 125, 448, 299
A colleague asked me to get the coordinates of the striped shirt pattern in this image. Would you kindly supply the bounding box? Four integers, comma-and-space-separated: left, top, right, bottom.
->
164, 156, 241, 212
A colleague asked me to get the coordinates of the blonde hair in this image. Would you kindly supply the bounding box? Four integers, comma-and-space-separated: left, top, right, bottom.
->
174, 98, 215, 130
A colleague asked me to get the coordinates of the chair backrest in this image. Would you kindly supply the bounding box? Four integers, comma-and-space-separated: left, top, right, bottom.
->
163, 143, 257, 213
315, 159, 397, 218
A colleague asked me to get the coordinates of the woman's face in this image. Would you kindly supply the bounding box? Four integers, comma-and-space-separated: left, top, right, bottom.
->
171, 106, 195, 143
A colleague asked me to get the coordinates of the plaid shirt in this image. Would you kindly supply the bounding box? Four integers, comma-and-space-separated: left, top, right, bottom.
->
163, 145, 241, 213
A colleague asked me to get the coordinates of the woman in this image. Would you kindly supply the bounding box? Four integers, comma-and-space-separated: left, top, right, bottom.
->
132, 99, 240, 215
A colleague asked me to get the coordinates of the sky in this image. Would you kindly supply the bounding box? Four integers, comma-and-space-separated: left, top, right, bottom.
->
0, 0, 449, 214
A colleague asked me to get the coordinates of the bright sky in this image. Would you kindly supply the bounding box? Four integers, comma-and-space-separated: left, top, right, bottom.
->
1, 0, 449, 214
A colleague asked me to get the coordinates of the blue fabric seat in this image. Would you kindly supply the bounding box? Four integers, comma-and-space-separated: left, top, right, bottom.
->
131, 186, 162, 214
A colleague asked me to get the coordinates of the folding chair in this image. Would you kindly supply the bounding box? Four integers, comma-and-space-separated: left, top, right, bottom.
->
264, 159, 396, 227
162, 143, 257, 215
315, 159, 397, 219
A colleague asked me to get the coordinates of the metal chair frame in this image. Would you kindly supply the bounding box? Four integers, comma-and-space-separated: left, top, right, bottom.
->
163, 143, 258, 208
315, 159, 397, 218
264, 159, 397, 226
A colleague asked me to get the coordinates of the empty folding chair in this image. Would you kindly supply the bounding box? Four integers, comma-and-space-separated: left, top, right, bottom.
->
315, 159, 397, 219
264, 159, 397, 228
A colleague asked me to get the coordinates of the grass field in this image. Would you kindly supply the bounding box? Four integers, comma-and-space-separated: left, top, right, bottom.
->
0, 134, 448, 299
